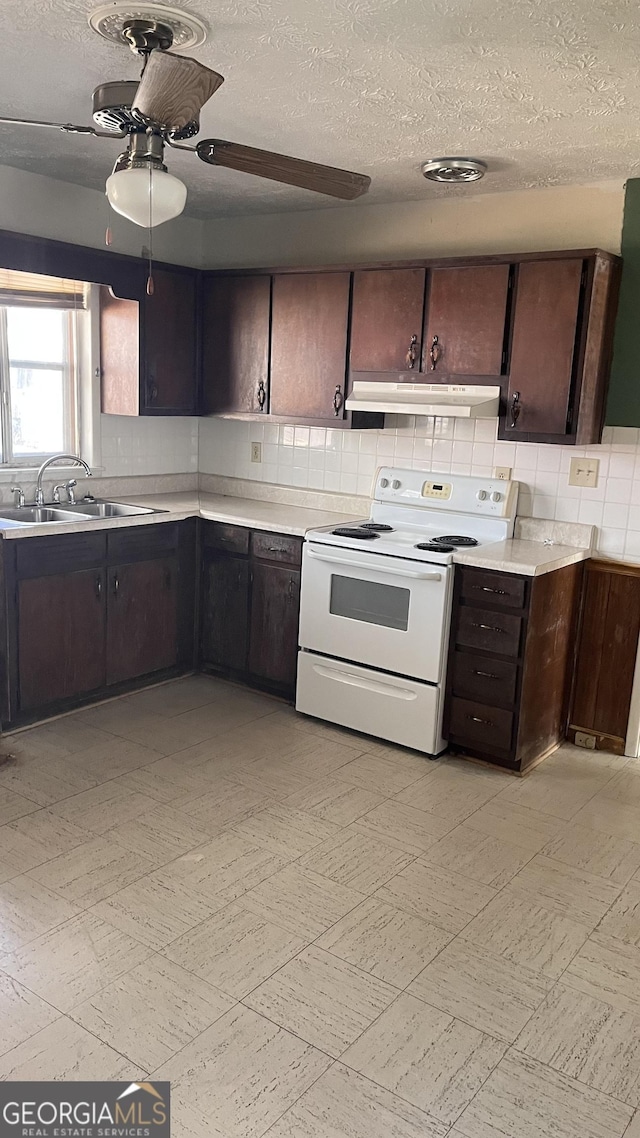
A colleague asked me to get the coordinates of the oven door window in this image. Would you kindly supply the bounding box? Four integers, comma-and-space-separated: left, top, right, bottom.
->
329, 574, 410, 631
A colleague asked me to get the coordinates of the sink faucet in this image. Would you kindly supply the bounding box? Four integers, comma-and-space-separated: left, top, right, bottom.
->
35, 454, 92, 507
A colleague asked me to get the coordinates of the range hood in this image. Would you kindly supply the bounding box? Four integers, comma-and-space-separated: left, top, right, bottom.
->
345, 381, 501, 418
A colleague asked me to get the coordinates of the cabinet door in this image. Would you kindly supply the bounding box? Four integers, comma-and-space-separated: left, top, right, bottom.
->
424, 264, 510, 376
18, 569, 106, 710
143, 267, 198, 414
270, 273, 350, 420
100, 288, 140, 416
350, 268, 426, 372
202, 275, 271, 414
506, 259, 584, 437
106, 557, 178, 685
200, 553, 250, 671
249, 562, 300, 691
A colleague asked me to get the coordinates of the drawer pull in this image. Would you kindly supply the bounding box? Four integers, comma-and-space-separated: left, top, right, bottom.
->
268, 546, 283, 552
473, 586, 507, 595
474, 669, 500, 680
468, 714, 493, 726
474, 622, 505, 633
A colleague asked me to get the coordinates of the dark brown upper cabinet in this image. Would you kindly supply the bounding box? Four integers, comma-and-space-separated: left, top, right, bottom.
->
270, 272, 351, 421
423, 264, 510, 377
202, 274, 271, 415
350, 268, 426, 372
100, 265, 198, 416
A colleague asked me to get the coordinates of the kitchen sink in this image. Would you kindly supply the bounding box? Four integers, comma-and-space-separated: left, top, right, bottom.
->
0, 506, 91, 524
64, 501, 157, 518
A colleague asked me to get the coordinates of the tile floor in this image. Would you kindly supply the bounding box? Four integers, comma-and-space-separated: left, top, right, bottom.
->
0, 674, 639, 1137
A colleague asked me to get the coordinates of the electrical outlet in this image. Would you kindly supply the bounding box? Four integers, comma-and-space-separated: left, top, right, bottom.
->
494, 466, 512, 481
250, 442, 262, 463
568, 457, 599, 488
574, 730, 597, 750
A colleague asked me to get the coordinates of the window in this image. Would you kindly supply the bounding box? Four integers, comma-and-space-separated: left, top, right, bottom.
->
0, 270, 86, 466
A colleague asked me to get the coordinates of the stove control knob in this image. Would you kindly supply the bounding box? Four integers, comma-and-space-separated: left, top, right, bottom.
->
491, 491, 503, 503
379, 477, 389, 488
392, 479, 402, 490
476, 490, 488, 501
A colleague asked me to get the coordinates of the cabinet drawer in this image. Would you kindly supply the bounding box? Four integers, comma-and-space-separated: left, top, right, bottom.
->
203, 522, 250, 555
252, 531, 302, 566
107, 522, 178, 564
449, 696, 514, 752
16, 532, 106, 579
456, 605, 523, 657
459, 568, 526, 610
450, 650, 518, 707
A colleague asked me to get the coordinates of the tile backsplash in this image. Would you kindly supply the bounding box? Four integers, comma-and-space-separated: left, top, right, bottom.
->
101, 415, 199, 478
199, 416, 640, 562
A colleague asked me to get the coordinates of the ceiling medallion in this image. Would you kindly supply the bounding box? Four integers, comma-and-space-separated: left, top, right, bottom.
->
421, 158, 487, 183
88, 3, 208, 51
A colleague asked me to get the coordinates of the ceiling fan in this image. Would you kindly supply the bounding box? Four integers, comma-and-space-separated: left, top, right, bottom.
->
0, 14, 371, 228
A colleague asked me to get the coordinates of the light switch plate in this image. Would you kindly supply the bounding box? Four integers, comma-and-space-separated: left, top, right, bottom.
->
251, 442, 262, 463
568, 457, 599, 487
494, 466, 512, 481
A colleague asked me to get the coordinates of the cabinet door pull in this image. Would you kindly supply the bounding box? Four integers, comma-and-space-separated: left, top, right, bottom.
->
474, 622, 505, 633
287, 576, 296, 601
405, 334, 418, 369
333, 385, 344, 417
474, 669, 500, 680
429, 335, 440, 370
113, 573, 119, 598
473, 585, 507, 595
147, 377, 158, 404
510, 390, 521, 428
95, 576, 102, 600
468, 714, 493, 726
257, 380, 266, 411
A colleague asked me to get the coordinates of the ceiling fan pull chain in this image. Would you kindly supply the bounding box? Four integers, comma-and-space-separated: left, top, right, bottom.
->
105, 226, 113, 247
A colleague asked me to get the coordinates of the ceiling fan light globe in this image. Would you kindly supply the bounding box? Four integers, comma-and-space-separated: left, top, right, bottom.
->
105, 167, 187, 227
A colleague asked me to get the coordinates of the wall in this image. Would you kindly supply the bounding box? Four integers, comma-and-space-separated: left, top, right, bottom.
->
101, 415, 198, 478
200, 180, 625, 268
607, 178, 640, 425
199, 416, 640, 562
0, 164, 204, 267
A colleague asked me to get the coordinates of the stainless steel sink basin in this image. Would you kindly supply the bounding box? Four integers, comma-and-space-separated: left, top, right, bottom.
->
64, 501, 157, 518
0, 506, 91, 524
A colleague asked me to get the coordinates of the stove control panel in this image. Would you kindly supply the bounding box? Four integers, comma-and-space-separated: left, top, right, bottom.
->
422, 480, 452, 500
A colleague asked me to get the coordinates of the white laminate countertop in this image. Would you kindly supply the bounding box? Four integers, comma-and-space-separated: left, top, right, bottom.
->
0, 491, 359, 540
453, 538, 591, 576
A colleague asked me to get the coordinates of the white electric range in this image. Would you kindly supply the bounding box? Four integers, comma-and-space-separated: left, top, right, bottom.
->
296, 467, 519, 756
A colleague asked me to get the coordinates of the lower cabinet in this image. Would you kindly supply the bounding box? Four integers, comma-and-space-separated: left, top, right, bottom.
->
443, 563, 583, 772
200, 522, 302, 698
1, 521, 196, 727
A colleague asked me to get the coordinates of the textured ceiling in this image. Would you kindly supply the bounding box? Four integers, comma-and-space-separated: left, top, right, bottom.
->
0, 0, 639, 218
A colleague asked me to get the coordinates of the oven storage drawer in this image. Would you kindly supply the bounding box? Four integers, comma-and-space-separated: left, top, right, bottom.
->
459, 568, 526, 610
455, 606, 523, 657
450, 650, 518, 707
296, 651, 444, 755
448, 695, 514, 751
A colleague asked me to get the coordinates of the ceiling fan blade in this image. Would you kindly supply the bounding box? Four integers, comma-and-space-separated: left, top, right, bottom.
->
196, 139, 371, 199
133, 53, 224, 132
0, 115, 98, 134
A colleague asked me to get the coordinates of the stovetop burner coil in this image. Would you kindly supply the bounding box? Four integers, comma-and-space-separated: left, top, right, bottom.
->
415, 542, 455, 552
434, 534, 479, 547
332, 527, 380, 539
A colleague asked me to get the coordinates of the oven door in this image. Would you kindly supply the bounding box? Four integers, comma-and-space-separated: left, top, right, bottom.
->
299, 541, 452, 683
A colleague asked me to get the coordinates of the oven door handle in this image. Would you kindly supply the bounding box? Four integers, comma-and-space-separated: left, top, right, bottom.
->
306, 549, 442, 581
312, 662, 418, 699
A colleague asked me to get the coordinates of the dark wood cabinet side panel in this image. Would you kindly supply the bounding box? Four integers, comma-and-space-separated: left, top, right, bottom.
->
202, 274, 271, 415
517, 561, 583, 767
350, 268, 426, 372
18, 569, 106, 710
571, 562, 640, 742
100, 288, 140, 416
576, 255, 622, 445
106, 557, 178, 685
249, 561, 300, 691
506, 259, 584, 437
200, 553, 250, 672
424, 264, 510, 377
270, 273, 350, 420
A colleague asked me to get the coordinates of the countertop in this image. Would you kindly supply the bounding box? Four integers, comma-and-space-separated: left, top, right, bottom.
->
0, 491, 358, 540
453, 538, 592, 576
